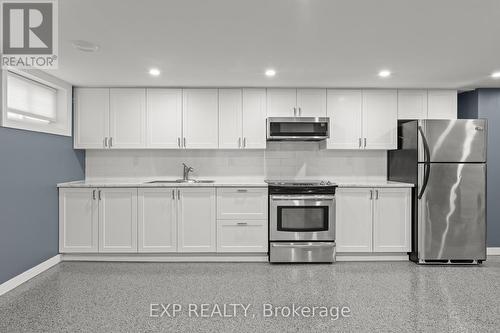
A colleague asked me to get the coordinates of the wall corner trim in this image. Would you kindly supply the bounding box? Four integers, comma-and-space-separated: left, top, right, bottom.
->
487, 247, 500, 256
0, 254, 62, 296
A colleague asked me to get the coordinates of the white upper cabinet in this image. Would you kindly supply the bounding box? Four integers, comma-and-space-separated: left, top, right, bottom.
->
98, 188, 138, 253
177, 188, 216, 252
397, 90, 428, 120
296, 89, 326, 117
242, 88, 267, 149
267, 88, 326, 117
266, 88, 297, 117
427, 90, 457, 119
373, 188, 411, 253
109, 88, 146, 148
182, 89, 218, 149
138, 188, 177, 253
74, 88, 110, 149
362, 90, 398, 150
218, 89, 243, 149
146, 89, 183, 149
327, 89, 363, 149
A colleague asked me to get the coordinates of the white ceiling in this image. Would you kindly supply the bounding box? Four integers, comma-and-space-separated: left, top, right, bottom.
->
49, 0, 500, 89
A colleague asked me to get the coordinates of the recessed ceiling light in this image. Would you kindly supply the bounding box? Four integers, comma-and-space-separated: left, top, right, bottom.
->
149, 68, 161, 76
71, 40, 99, 52
265, 69, 276, 77
378, 70, 392, 78
491, 72, 500, 79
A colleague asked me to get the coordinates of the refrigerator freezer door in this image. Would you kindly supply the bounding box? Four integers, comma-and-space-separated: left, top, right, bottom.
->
418, 119, 486, 163
418, 163, 486, 261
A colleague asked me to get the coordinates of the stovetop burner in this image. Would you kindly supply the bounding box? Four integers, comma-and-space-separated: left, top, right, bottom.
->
265, 179, 336, 187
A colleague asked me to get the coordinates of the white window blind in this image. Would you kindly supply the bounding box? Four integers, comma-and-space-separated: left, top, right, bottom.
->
6, 71, 57, 123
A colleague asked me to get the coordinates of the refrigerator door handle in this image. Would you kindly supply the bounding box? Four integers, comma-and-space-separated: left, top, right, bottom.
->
418, 126, 431, 199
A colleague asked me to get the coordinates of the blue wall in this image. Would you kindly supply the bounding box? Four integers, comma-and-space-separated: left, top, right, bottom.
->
459, 89, 500, 247
0, 127, 84, 284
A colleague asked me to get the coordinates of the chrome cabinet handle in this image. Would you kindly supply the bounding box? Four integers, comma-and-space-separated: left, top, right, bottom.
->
293, 107, 297, 117
375, 190, 379, 200
236, 222, 248, 225
369, 190, 373, 200
358, 138, 362, 148
177, 137, 181, 148
183, 137, 186, 148
298, 107, 302, 116
109, 137, 113, 148
364, 138, 367, 148
104, 137, 108, 148
172, 189, 175, 200
238, 137, 241, 148
177, 189, 181, 200
243, 137, 247, 148
98, 190, 102, 201
92, 189, 96, 200
237, 189, 248, 192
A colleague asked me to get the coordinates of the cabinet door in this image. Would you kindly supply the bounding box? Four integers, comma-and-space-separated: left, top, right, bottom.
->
98, 188, 138, 253
146, 89, 182, 148
427, 90, 457, 119
59, 188, 98, 253
362, 90, 397, 150
373, 188, 411, 252
74, 88, 109, 149
242, 88, 267, 149
336, 188, 373, 252
182, 89, 219, 148
397, 90, 428, 120
109, 88, 146, 148
266, 88, 296, 117
326, 89, 363, 149
218, 89, 243, 149
177, 188, 216, 252
296, 89, 326, 117
138, 188, 177, 253
217, 220, 268, 253
217, 188, 267, 220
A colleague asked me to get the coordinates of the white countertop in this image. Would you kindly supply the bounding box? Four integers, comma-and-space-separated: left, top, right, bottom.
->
57, 178, 414, 188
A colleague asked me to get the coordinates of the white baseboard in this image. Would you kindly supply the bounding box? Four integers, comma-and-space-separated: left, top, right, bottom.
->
336, 253, 408, 262
0, 254, 62, 297
62, 253, 268, 262
487, 247, 500, 255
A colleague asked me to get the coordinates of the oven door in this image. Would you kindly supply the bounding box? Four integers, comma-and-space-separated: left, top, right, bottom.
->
270, 194, 335, 241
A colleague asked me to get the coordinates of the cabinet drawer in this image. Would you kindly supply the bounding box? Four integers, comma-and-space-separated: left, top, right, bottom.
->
217, 188, 267, 220
217, 220, 268, 253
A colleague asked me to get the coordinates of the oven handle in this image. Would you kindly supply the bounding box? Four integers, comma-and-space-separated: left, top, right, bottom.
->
271, 243, 335, 248
270, 195, 335, 201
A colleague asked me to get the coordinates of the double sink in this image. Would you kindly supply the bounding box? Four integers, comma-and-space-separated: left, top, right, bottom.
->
147, 179, 215, 184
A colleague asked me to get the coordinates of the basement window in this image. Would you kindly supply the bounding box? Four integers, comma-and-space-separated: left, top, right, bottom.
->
1, 70, 72, 136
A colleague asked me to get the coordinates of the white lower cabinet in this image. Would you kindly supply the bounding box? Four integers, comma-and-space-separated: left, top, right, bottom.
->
60, 186, 267, 255
336, 187, 411, 253
138, 188, 177, 252
177, 188, 216, 252
59, 188, 98, 253
217, 220, 267, 252
99, 188, 138, 253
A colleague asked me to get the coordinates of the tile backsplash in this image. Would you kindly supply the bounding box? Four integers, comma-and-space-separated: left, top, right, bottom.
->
85, 142, 387, 182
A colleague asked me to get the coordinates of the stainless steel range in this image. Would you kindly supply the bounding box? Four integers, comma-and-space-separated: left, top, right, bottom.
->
266, 180, 337, 263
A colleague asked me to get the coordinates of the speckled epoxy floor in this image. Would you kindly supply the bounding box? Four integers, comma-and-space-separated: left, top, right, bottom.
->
1, 258, 499, 332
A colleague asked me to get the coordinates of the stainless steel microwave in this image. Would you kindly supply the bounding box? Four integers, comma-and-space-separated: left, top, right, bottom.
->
266, 117, 330, 141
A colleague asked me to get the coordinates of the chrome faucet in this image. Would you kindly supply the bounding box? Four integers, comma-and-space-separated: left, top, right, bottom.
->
182, 163, 194, 181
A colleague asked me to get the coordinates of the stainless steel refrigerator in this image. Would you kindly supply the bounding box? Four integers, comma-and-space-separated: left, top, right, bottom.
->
388, 119, 487, 264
